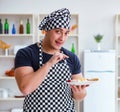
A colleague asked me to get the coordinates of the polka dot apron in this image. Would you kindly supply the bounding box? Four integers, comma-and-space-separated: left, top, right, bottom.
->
23, 40, 76, 112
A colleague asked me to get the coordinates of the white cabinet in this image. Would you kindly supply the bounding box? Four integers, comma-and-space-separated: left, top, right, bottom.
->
0, 13, 35, 111
37, 14, 80, 55
115, 14, 120, 112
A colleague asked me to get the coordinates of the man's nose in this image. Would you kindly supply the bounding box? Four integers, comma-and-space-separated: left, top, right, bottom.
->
60, 34, 65, 41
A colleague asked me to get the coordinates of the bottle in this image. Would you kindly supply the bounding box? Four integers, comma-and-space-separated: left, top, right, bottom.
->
4, 18, 9, 34
0, 19, 3, 34
19, 20, 24, 34
71, 43, 75, 53
26, 18, 30, 34
12, 24, 16, 34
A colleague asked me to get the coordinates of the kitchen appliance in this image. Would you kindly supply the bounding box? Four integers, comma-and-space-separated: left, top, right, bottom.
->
83, 50, 115, 112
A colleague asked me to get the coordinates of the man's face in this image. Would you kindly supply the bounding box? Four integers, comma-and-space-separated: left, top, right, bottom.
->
46, 28, 70, 50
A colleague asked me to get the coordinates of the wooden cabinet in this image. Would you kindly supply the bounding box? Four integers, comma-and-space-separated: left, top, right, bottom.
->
115, 14, 120, 112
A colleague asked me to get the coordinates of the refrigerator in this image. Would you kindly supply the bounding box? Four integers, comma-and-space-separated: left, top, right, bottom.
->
83, 50, 115, 112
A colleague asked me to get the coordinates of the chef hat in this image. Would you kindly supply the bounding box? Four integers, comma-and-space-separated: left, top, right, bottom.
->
39, 8, 71, 31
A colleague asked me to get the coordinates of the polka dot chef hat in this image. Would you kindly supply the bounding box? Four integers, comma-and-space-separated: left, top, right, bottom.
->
39, 8, 71, 31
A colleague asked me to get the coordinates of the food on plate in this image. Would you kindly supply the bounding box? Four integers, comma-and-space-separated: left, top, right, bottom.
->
77, 77, 87, 82
67, 77, 99, 85
87, 78, 99, 81
67, 77, 99, 82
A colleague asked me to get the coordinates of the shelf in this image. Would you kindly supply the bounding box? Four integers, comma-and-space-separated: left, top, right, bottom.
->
0, 13, 33, 16
0, 34, 33, 37
68, 34, 79, 37
0, 75, 15, 79
39, 33, 79, 37
0, 97, 24, 101
0, 55, 15, 58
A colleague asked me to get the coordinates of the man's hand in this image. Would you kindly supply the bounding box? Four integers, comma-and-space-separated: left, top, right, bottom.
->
47, 52, 69, 66
70, 85, 88, 101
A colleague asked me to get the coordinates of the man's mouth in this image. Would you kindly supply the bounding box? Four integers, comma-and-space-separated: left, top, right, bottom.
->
55, 41, 63, 47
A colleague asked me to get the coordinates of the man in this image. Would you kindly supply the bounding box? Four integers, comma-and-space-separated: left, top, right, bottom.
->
15, 8, 87, 112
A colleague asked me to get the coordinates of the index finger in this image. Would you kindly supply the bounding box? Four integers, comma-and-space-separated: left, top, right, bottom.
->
63, 54, 69, 59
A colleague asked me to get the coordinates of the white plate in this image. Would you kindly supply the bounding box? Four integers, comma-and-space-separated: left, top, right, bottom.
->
68, 80, 98, 85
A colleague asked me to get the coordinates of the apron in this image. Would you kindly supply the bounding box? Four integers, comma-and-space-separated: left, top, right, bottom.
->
23, 40, 76, 112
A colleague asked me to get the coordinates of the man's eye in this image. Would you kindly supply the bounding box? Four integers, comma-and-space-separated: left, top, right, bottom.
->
56, 30, 61, 34
65, 32, 69, 36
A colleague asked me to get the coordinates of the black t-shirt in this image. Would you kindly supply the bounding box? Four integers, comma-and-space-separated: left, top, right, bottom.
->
14, 43, 81, 74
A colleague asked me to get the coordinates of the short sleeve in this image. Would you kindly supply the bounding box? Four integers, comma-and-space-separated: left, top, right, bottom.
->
14, 48, 32, 69
72, 54, 81, 74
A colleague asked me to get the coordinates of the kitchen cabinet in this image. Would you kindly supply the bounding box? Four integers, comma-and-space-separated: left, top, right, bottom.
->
115, 14, 120, 112
38, 13, 80, 55
0, 13, 35, 111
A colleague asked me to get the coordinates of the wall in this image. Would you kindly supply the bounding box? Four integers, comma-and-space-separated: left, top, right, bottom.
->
1, 0, 120, 50
0, 0, 120, 111
1, 0, 120, 65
